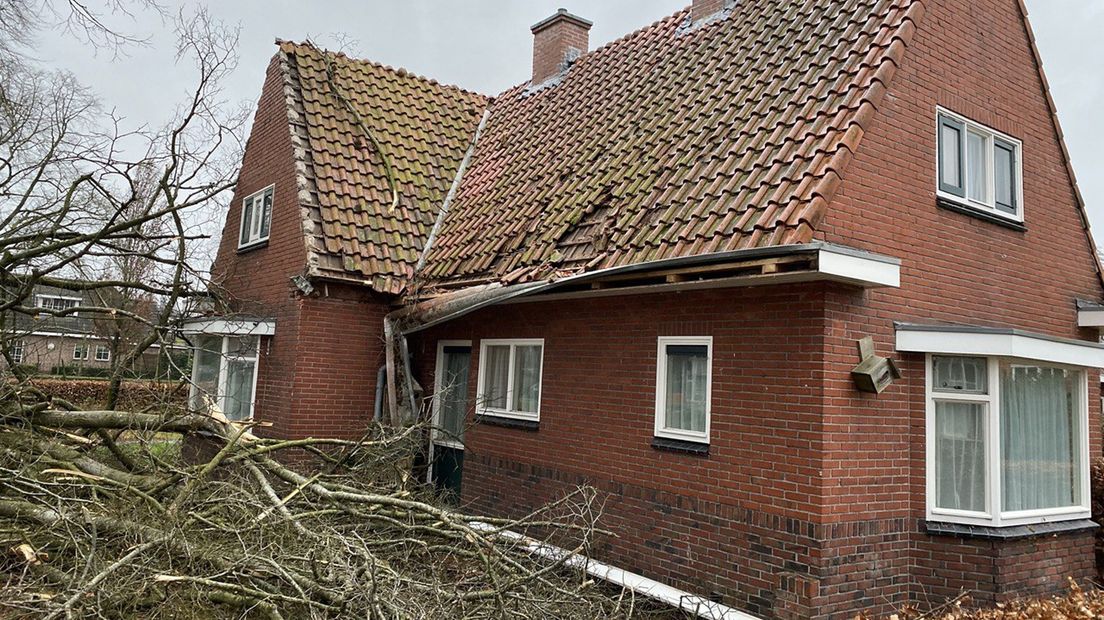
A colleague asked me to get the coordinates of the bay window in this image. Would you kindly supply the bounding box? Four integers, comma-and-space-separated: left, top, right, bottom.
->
189, 334, 260, 422
476, 339, 543, 421
927, 354, 1088, 526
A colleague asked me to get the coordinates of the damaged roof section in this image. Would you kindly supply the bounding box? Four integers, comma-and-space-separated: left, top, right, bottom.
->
417, 0, 924, 288
279, 41, 488, 295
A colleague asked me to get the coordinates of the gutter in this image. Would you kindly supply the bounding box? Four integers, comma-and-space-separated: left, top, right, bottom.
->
468, 522, 761, 620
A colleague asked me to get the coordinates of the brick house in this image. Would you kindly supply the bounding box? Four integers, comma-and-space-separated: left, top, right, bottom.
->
197, 0, 1104, 617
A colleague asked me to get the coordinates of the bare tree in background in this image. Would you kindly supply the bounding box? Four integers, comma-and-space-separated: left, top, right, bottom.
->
0, 5, 654, 619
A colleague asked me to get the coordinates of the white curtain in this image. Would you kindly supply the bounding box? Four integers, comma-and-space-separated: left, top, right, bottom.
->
665, 346, 707, 433
1001, 365, 1080, 512
440, 349, 470, 439
481, 346, 510, 409
934, 401, 985, 512
190, 335, 222, 413
511, 345, 542, 414
224, 359, 255, 421
967, 131, 987, 202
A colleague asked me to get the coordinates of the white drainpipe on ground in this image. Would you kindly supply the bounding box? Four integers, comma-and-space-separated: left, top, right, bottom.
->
468, 522, 762, 620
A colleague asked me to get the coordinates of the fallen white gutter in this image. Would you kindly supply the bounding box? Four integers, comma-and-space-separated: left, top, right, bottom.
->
469, 522, 762, 620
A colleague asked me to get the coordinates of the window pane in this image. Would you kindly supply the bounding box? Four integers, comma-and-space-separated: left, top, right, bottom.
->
439, 347, 470, 440
481, 345, 510, 410
932, 356, 987, 394
511, 345, 542, 414
226, 336, 258, 357
967, 131, 988, 203
241, 199, 254, 245
224, 358, 255, 421
934, 401, 986, 512
664, 345, 708, 433
260, 189, 273, 238
191, 335, 222, 413
940, 122, 962, 190
1000, 364, 1081, 512
994, 142, 1016, 214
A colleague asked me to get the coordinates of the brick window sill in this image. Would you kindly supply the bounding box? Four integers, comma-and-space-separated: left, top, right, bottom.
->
236, 240, 269, 254
475, 414, 539, 432
936, 197, 1027, 232
923, 518, 1097, 541
651, 436, 709, 456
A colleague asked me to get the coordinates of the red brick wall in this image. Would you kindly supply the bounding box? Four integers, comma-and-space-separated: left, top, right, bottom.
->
411, 1, 1104, 616
210, 54, 389, 438
811, 0, 1103, 612
412, 284, 833, 616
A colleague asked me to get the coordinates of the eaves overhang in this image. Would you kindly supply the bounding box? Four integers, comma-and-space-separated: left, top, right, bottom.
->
896, 322, 1104, 368
181, 317, 276, 337
401, 243, 900, 335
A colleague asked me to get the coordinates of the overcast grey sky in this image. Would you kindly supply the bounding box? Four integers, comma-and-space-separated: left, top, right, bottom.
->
31, 0, 1104, 235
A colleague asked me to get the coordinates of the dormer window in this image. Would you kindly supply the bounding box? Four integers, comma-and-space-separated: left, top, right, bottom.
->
937, 109, 1023, 223
239, 186, 273, 249
37, 295, 80, 316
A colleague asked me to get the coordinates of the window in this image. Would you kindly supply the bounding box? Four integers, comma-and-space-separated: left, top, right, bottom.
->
476, 339, 543, 421
238, 186, 274, 249
94, 345, 111, 362
189, 335, 260, 422
10, 340, 24, 364
655, 337, 712, 444
37, 295, 80, 316
927, 355, 1088, 526
72, 344, 89, 361
937, 109, 1022, 222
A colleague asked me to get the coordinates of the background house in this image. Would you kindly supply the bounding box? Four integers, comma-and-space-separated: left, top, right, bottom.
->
4, 283, 182, 378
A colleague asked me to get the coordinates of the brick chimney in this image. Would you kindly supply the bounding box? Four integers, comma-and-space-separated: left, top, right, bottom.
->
530, 9, 592, 85
692, 0, 728, 24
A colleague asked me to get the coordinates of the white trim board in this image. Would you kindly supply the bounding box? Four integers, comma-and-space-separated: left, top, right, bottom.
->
1077, 307, 1104, 328
182, 318, 276, 337
896, 324, 1104, 368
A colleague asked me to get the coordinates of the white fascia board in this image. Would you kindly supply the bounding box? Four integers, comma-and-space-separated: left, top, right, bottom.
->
181, 318, 275, 336
1077, 307, 1104, 327
817, 246, 900, 288
896, 325, 1104, 368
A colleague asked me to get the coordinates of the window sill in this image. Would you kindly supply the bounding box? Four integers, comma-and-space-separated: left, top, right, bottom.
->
936, 197, 1026, 232
651, 436, 709, 456
475, 414, 539, 432
923, 518, 1097, 541
237, 239, 269, 254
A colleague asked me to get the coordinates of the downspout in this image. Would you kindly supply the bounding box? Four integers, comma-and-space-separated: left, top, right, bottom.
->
373, 365, 386, 421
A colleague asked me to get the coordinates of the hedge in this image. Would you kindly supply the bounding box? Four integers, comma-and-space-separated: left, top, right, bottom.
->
25, 377, 187, 411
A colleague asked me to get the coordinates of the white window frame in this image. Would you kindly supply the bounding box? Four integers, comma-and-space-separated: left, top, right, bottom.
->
924, 354, 1090, 527
10, 340, 24, 364
72, 343, 89, 361
936, 107, 1024, 223
94, 344, 111, 362
37, 295, 82, 317
475, 338, 544, 422
433, 340, 472, 449
188, 334, 261, 422
654, 336, 713, 444
237, 185, 274, 250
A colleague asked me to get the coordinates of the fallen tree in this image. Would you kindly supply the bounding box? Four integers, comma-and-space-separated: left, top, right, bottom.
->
0, 396, 662, 619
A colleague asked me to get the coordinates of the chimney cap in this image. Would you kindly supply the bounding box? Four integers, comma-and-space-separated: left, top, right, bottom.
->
531, 8, 593, 34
